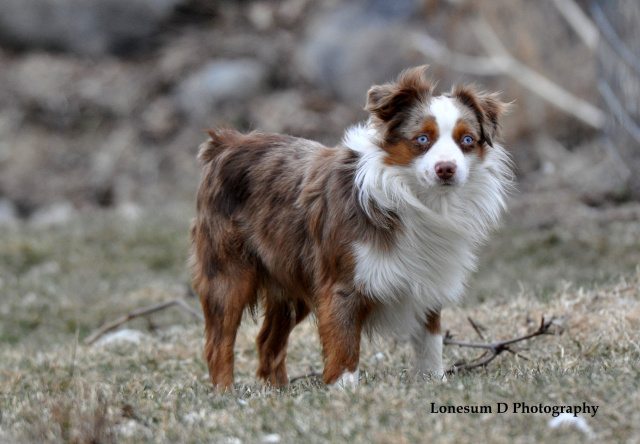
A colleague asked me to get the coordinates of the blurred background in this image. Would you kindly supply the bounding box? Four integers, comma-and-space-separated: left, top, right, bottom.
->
0, 0, 638, 247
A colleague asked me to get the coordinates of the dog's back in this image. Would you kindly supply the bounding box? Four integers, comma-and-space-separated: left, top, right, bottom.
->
192, 128, 371, 289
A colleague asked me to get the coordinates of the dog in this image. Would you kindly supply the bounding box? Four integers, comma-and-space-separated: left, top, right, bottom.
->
190, 66, 513, 390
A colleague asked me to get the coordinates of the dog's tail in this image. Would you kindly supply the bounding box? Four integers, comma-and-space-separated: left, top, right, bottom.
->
198, 128, 243, 165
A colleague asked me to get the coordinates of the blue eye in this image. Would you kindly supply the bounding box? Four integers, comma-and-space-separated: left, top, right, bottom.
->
462, 136, 474, 144
417, 135, 429, 144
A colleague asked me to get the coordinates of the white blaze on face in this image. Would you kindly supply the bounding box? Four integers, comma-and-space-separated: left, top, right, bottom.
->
415, 96, 469, 186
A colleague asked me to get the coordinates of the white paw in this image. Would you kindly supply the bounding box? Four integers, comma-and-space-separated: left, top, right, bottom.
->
413, 367, 447, 382
334, 367, 360, 389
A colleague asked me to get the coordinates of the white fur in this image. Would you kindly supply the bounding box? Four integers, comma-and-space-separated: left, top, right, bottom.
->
411, 330, 446, 380
416, 97, 468, 186
335, 366, 360, 389
343, 98, 512, 343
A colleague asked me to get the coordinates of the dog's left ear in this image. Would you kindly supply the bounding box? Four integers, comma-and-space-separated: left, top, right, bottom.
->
453, 87, 510, 147
365, 66, 432, 122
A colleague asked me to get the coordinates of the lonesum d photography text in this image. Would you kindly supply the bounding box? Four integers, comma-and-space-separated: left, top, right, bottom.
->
430, 402, 599, 417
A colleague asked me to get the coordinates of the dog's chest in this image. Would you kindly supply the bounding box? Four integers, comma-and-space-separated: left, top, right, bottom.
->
352, 212, 477, 313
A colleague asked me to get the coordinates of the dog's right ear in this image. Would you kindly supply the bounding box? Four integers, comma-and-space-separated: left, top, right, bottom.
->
365, 84, 399, 122
365, 65, 432, 122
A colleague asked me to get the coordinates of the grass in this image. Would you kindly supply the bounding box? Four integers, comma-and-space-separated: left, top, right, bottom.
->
0, 202, 639, 443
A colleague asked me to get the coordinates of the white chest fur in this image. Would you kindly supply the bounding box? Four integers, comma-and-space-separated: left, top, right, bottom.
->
353, 203, 477, 338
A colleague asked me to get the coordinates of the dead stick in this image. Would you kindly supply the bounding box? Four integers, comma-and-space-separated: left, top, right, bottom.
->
84, 299, 204, 346
445, 316, 558, 374
551, 0, 598, 50
289, 370, 323, 384
445, 316, 554, 350
467, 316, 486, 341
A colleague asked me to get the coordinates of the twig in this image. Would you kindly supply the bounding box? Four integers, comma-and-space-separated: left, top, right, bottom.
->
410, 33, 503, 76
84, 299, 204, 345
471, 18, 605, 129
444, 316, 561, 374
411, 19, 606, 129
289, 369, 323, 384
69, 321, 80, 378
467, 316, 486, 341
551, 0, 599, 50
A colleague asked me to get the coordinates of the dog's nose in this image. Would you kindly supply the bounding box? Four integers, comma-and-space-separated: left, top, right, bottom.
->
435, 161, 456, 180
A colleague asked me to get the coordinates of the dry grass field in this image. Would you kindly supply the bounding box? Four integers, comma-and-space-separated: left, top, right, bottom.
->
1, 202, 639, 443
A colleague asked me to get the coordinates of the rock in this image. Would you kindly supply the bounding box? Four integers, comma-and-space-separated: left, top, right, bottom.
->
175, 58, 268, 119
295, 0, 421, 102
29, 201, 76, 228
140, 97, 183, 142
0, 0, 180, 56
533, 137, 630, 205
248, 2, 276, 31
117, 202, 144, 221
23, 262, 61, 281
548, 413, 595, 439
95, 329, 148, 346
249, 90, 357, 144
0, 198, 18, 227
251, 90, 318, 134
115, 419, 153, 440
7, 53, 153, 127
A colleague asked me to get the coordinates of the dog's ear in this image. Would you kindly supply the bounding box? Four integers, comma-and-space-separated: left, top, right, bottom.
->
453, 86, 510, 147
365, 65, 432, 122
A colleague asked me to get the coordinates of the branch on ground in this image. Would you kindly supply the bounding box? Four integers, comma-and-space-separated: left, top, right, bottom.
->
84, 299, 204, 346
444, 315, 566, 375
289, 370, 323, 384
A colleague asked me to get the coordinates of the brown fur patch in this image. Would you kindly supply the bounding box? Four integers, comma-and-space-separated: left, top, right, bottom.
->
255, 297, 308, 387
415, 118, 440, 150
382, 118, 441, 165
365, 66, 432, 123
425, 311, 442, 335
451, 86, 509, 148
382, 141, 417, 166
418, 118, 439, 140
452, 121, 484, 158
366, 66, 433, 148
364, 66, 443, 165
317, 285, 373, 384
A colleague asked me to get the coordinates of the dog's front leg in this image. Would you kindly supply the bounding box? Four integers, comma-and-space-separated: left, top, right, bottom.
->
411, 311, 446, 381
317, 285, 370, 388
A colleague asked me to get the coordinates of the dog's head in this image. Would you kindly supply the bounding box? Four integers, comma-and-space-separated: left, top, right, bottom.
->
365, 66, 509, 188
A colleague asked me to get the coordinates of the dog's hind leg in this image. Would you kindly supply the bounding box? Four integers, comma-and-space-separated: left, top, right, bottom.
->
256, 295, 310, 387
200, 266, 259, 391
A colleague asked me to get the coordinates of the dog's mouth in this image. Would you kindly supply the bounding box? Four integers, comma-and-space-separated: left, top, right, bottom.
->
437, 178, 457, 187
417, 174, 459, 188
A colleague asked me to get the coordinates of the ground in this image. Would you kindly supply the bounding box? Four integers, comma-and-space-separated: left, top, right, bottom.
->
0, 199, 639, 443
